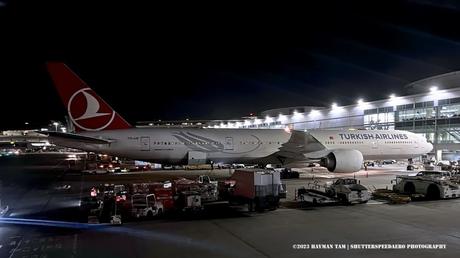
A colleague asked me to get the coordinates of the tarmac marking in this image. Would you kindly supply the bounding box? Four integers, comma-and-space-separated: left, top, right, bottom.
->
8, 238, 22, 258
7, 235, 76, 257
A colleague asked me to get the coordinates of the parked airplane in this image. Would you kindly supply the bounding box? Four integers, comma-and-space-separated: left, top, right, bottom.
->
43, 62, 433, 173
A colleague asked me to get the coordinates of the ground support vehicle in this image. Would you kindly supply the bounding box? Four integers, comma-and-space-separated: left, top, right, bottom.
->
297, 184, 339, 205
130, 193, 164, 219
392, 171, 460, 199
196, 175, 219, 202
296, 178, 370, 205
326, 178, 371, 204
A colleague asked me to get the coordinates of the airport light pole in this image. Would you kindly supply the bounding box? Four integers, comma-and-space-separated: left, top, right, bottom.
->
433, 106, 438, 162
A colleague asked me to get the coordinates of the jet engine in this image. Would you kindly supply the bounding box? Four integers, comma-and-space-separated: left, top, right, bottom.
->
320, 149, 363, 173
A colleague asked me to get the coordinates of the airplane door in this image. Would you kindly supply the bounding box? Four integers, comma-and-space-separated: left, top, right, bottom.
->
140, 136, 150, 151
224, 137, 234, 150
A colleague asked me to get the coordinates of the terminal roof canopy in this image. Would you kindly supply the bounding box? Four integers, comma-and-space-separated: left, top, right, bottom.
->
405, 71, 460, 94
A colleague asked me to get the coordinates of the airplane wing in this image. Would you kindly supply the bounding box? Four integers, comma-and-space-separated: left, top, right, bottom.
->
37, 131, 112, 145
0, 135, 48, 143
274, 130, 329, 164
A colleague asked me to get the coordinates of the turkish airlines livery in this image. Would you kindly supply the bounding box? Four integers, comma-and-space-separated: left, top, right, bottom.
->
44, 62, 433, 173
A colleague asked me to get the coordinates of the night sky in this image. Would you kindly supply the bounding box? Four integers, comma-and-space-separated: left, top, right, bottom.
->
2, 1, 460, 130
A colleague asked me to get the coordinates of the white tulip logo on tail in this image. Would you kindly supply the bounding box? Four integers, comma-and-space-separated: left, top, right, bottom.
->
68, 88, 115, 131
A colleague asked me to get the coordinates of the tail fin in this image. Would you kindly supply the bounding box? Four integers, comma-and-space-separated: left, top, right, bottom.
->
47, 62, 131, 132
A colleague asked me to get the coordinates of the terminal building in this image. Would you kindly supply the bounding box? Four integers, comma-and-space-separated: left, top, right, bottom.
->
204, 71, 460, 161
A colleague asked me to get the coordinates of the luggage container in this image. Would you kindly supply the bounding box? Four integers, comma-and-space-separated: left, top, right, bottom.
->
221, 169, 285, 211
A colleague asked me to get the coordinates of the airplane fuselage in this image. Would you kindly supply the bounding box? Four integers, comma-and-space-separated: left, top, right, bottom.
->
57, 128, 432, 164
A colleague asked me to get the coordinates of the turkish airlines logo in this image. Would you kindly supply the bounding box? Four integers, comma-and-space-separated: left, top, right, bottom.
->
67, 88, 115, 131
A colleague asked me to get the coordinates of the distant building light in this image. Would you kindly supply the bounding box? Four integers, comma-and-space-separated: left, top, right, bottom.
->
265, 116, 274, 123
277, 114, 287, 122
31, 142, 50, 147
430, 86, 438, 93
292, 111, 304, 120
330, 103, 344, 113
309, 109, 320, 117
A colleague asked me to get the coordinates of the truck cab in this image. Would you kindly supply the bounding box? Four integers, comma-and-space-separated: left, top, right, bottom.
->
131, 193, 164, 218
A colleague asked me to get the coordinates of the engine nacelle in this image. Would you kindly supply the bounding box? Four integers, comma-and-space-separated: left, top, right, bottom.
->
320, 149, 363, 173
